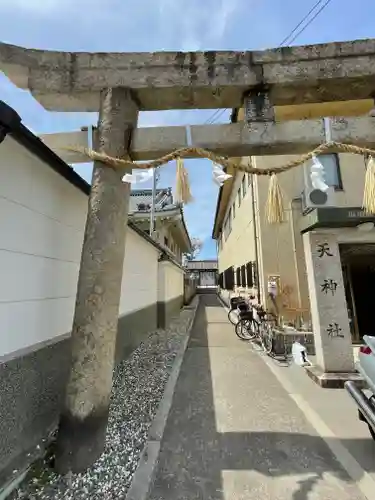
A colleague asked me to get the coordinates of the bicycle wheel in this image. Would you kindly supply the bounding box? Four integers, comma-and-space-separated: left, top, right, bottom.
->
260, 322, 274, 354
235, 319, 258, 340
228, 308, 240, 325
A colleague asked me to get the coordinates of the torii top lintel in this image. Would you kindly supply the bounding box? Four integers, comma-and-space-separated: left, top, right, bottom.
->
1, 38, 375, 112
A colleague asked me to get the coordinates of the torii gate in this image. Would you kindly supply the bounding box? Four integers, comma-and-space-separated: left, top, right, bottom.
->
2, 38, 375, 473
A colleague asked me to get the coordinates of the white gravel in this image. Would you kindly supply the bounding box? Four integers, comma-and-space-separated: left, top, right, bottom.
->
14, 304, 196, 500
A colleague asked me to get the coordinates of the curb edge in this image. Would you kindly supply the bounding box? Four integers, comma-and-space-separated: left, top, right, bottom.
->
125, 295, 200, 500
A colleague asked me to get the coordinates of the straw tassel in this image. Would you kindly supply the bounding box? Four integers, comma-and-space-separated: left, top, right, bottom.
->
265, 173, 284, 224
174, 157, 193, 205
363, 156, 375, 214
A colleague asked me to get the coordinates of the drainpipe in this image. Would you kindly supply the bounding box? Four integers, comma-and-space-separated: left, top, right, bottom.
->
250, 173, 261, 303
150, 167, 158, 236
290, 198, 303, 312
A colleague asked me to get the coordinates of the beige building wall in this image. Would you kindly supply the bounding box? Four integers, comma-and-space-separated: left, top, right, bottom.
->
255, 155, 309, 320
255, 153, 366, 321
218, 169, 257, 280
217, 150, 367, 323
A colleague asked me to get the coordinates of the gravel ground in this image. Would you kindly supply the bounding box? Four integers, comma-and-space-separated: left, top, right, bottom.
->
14, 303, 197, 500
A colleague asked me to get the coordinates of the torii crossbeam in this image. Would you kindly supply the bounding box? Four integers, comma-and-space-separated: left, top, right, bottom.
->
1, 38, 375, 111
40, 117, 375, 163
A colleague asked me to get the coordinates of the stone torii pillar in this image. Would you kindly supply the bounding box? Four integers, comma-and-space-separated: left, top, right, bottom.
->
55, 88, 138, 473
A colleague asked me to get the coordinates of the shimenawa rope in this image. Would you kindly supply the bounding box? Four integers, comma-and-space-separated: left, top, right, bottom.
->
64, 142, 375, 224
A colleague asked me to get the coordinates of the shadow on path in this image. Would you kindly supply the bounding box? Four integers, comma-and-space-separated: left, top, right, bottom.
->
148, 295, 370, 499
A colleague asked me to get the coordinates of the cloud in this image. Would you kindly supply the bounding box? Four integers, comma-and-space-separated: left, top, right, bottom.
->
0, 0, 243, 257
0, 0, 103, 14
157, 0, 240, 50
207, 0, 240, 45
0, 0, 55, 11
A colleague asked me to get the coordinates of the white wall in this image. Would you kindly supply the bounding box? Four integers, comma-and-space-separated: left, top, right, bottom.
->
158, 260, 184, 302
200, 271, 216, 287
119, 230, 159, 316
0, 136, 161, 359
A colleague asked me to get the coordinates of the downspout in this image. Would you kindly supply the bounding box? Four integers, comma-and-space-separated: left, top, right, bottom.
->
216, 239, 219, 289
290, 198, 304, 325
150, 167, 158, 236
250, 173, 261, 303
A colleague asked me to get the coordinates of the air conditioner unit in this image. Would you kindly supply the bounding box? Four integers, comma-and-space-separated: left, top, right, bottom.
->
302, 157, 336, 212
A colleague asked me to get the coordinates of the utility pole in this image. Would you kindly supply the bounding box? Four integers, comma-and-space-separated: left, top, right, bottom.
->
150, 167, 158, 237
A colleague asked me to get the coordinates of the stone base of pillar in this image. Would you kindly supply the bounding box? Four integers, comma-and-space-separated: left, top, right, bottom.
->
305, 365, 366, 389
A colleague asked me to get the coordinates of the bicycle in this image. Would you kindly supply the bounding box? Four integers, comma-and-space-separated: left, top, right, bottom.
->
257, 307, 277, 355
235, 304, 277, 354
234, 308, 260, 341
228, 296, 248, 325
234, 300, 262, 341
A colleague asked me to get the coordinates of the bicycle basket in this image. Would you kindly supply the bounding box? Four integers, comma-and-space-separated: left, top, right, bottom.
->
230, 296, 244, 308
239, 310, 253, 320
237, 302, 249, 312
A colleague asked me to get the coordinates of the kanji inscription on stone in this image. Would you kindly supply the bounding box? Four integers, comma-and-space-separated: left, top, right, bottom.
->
326, 322, 344, 338
320, 278, 338, 295
316, 242, 333, 258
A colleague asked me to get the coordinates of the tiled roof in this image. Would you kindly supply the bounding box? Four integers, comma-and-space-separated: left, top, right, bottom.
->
129, 187, 179, 213
129, 187, 192, 252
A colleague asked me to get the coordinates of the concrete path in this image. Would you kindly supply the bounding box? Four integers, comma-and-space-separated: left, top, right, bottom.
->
147, 295, 365, 500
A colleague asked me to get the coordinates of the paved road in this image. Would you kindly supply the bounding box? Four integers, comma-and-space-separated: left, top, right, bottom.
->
147, 295, 365, 499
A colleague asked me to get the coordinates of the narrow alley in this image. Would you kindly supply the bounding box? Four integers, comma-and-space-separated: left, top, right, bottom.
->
147, 295, 365, 500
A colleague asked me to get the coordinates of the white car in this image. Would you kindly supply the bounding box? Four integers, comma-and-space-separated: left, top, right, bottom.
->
345, 335, 375, 440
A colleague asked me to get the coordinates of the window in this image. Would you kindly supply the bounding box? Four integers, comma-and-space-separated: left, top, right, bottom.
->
224, 267, 234, 290
223, 218, 229, 240
137, 202, 150, 211
246, 262, 253, 287
253, 261, 258, 287
242, 175, 247, 197
228, 207, 232, 233
223, 208, 232, 241
164, 236, 169, 247
218, 273, 224, 288
236, 267, 241, 287
240, 265, 246, 287
238, 187, 242, 206
317, 153, 343, 190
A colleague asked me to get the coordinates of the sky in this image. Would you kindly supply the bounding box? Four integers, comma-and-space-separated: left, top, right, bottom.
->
0, 0, 375, 259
